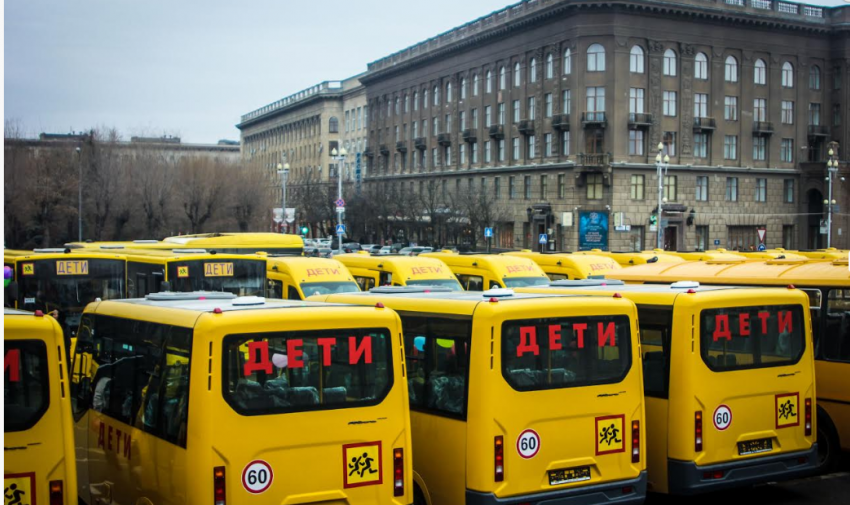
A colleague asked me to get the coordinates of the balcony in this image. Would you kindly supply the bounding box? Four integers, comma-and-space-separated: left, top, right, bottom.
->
808, 125, 829, 137
462, 129, 477, 143
379, 144, 390, 156
437, 133, 452, 146
693, 117, 716, 132
582, 112, 607, 128
396, 141, 407, 153
577, 153, 610, 168
628, 113, 653, 129
488, 124, 505, 139
518, 119, 535, 135
552, 114, 570, 131
414, 137, 427, 150
752, 121, 774, 136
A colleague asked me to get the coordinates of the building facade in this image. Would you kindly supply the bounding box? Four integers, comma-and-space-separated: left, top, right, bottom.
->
359, 0, 850, 251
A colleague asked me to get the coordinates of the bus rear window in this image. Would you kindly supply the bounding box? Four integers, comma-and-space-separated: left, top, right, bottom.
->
4, 340, 50, 432
700, 305, 805, 372
502, 315, 632, 391
223, 328, 393, 415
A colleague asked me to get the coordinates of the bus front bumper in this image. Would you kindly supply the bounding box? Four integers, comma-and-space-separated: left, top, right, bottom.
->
465, 471, 646, 505
667, 443, 818, 495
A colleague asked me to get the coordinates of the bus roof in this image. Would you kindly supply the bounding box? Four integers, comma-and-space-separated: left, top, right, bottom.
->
573, 250, 685, 265
267, 256, 353, 280
106, 248, 264, 261
643, 249, 746, 261
518, 281, 803, 304
162, 233, 304, 248
335, 254, 457, 280
4, 307, 35, 316
421, 252, 547, 278
502, 251, 621, 276
8, 249, 128, 261
97, 292, 357, 314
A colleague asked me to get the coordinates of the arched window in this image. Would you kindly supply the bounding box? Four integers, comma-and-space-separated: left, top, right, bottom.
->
460, 77, 467, 100
473, 73, 479, 96
695, 52, 708, 80
810, 65, 821, 90
423, 89, 429, 108
394, 97, 399, 115
387, 99, 392, 117
499, 66, 506, 90
725, 55, 738, 82
546, 53, 554, 79
663, 49, 677, 77
486, 70, 493, 93
782, 62, 794, 88
530, 57, 538, 83
329, 116, 339, 133
404, 94, 409, 113
754, 59, 766, 85
413, 91, 418, 111
514, 62, 521, 87
587, 43, 605, 72
433, 85, 439, 105
446, 82, 452, 102
629, 46, 644, 73
564, 48, 572, 75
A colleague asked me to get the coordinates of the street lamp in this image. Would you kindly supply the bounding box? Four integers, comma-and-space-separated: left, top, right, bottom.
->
76, 146, 82, 241
331, 147, 348, 254
826, 144, 839, 248
655, 142, 670, 250
277, 160, 290, 234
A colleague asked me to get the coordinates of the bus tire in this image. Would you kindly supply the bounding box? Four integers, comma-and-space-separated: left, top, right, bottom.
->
413, 484, 427, 505
816, 407, 840, 474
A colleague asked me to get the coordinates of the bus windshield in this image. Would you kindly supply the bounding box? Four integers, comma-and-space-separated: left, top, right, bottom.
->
299, 281, 360, 297
223, 328, 393, 415
405, 279, 464, 291
502, 276, 550, 288
502, 315, 632, 391
166, 260, 265, 296
4, 340, 50, 432
700, 305, 805, 371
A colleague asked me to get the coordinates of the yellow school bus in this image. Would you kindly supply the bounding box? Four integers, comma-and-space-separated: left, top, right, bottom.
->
420, 252, 549, 290
517, 281, 818, 494
573, 250, 686, 267
5, 308, 77, 505
71, 291, 412, 504
67, 232, 305, 256
266, 256, 360, 300
644, 249, 746, 261
735, 250, 808, 260
608, 258, 850, 472
312, 287, 646, 505
502, 250, 622, 280
336, 253, 463, 291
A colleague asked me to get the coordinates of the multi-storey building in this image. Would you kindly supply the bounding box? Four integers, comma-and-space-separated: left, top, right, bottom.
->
360, 0, 850, 251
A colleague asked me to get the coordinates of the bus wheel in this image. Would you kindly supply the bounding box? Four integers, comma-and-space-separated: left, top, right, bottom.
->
413, 484, 427, 505
816, 408, 840, 473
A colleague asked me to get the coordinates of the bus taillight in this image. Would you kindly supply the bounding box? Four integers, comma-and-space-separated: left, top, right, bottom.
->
214, 466, 226, 505
49, 480, 63, 505
631, 420, 640, 463
695, 411, 703, 452
393, 448, 404, 497
805, 399, 812, 436
494, 436, 504, 482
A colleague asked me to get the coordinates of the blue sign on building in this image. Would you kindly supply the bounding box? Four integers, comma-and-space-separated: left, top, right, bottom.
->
484, 227, 493, 238
578, 211, 609, 251
539, 233, 548, 244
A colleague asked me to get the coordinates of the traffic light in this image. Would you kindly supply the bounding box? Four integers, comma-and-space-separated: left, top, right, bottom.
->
300, 226, 309, 236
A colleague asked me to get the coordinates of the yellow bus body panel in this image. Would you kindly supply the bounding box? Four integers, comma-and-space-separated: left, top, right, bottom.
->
266, 256, 358, 299
419, 253, 548, 289
573, 250, 686, 266
502, 251, 622, 280
336, 254, 458, 289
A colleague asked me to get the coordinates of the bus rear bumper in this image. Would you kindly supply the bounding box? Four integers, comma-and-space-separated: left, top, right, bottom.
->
667, 443, 818, 495
465, 471, 647, 505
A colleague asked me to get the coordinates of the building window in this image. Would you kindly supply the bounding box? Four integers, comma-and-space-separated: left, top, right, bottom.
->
587, 173, 603, 199
695, 52, 708, 80
524, 175, 532, 199
471, 142, 479, 164
784, 179, 795, 203
498, 139, 505, 162
545, 93, 553, 117
664, 175, 677, 201
527, 96, 536, 120
546, 53, 554, 79
344, 110, 350, 132
329, 116, 339, 133
423, 89, 429, 109
433, 117, 439, 135
629, 130, 645, 156
663, 91, 677, 116
728, 226, 758, 251
753, 136, 767, 161
726, 177, 738, 202
587, 87, 605, 112
834, 104, 841, 126
472, 108, 478, 128
780, 138, 794, 162
630, 175, 645, 200
558, 174, 566, 198
494, 176, 501, 198
561, 131, 570, 155
540, 174, 548, 199
754, 59, 766, 85
513, 62, 521, 87
755, 178, 767, 202
663, 49, 677, 76
663, 132, 676, 157
781, 101, 794, 124
473, 74, 479, 96
809, 103, 821, 125
445, 114, 452, 133
782, 62, 794, 88
696, 176, 709, 201
508, 176, 516, 199
485, 106, 492, 127
562, 89, 571, 113
629, 88, 645, 114
432, 148, 438, 168
512, 100, 520, 123
459, 111, 466, 131
724, 135, 738, 160
444, 145, 451, 165
696, 225, 710, 252
753, 98, 767, 122
499, 66, 506, 90
486, 70, 493, 93
498, 103, 506, 124
527, 135, 536, 158
460, 78, 466, 100
587, 43, 605, 72
695, 93, 708, 118
530, 58, 538, 83
694, 133, 708, 158
782, 225, 794, 249
544, 133, 553, 157
834, 66, 842, 90
630, 45, 645, 73
810, 65, 821, 90
564, 48, 572, 75
512, 137, 520, 160
627, 226, 645, 252
724, 96, 738, 121
484, 140, 491, 163
459, 144, 466, 165
725, 55, 738, 82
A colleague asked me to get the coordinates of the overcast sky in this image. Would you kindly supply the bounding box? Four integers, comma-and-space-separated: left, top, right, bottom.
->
4, 0, 849, 143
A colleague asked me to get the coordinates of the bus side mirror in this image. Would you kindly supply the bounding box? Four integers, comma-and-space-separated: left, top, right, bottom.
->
160, 281, 171, 293
8, 281, 18, 302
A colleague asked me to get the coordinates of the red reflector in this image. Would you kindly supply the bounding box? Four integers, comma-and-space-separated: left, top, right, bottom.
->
375, 302, 385, 308
687, 289, 696, 294
213, 307, 223, 314
393, 448, 404, 497
34, 310, 44, 317
631, 420, 640, 463
214, 466, 226, 505
489, 297, 499, 303
788, 284, 796, 289
798, 456, 808, 464
695, 411, 703, 452
713, 470, 724, 479
622, 486, 633, 494
49, 480, 63, 505
805, 398, 812, 436
613, 293, 622, 298
495, 436, 504, 482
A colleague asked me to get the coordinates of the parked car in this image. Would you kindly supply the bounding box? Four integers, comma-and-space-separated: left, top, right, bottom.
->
317, 248, 334, 258
398, 246, 433, 256
378, 246, 393, 255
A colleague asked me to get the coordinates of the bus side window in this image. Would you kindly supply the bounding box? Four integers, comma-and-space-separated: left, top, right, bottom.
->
548, 273, 569, 281
71, 314, 96, 419
488, 281, 501, 290
379, 272, 392, 286
287, 286, 302, 300
636, 307, 673, 398
457, 275, 484, 291
355, 276, 375, 291
267, 279, 283, 299
824, 289, 850, 362
140, 328, 192, 446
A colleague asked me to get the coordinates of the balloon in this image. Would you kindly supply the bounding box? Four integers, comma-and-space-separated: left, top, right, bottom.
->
436, 338, 454, 349
272, 353, 288, 369
3, 266, 11, 288
413, 336, 426, 352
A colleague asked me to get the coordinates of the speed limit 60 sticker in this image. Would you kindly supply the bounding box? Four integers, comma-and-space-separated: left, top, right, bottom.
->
517, 429, 540, 459
242, 460, 274, 494
713, 405, 732, 431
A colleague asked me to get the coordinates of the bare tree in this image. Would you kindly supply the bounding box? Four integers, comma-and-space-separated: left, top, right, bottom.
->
176, 157, 228, 234
134, 150, 176, 237
230, 163, 274, 232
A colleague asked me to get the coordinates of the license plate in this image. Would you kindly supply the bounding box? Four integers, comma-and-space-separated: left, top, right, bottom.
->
738, 438, 773, 456
548, 466, 591, 486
